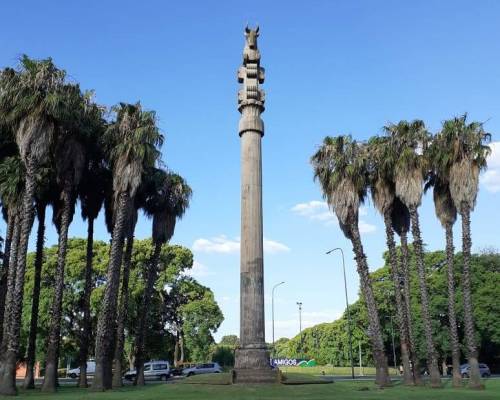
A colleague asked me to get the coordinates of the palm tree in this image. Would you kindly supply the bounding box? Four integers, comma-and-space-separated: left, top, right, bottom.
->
311, 135, 391, 387
76, 99, 108, 388
93, 102, 162, 390
23, 169, 55, 389
42, 131, 86, 392
112, 202, 138, 388
385, 120, 441, 387
0, 130, 18, 343
0, 125, 17, 339
133, 170, 191, 386
0, 56, 71, 395
439, 115, 491, 389
367, 137, 413, 385
390, 197, 422, 385
0, 156, 25, 363
427, 134, 463, 387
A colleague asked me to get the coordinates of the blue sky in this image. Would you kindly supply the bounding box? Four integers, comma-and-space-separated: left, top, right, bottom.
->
1, 0, 499, 341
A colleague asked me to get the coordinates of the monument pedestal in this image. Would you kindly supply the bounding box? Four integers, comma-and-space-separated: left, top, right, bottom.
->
233, 347, 279, 384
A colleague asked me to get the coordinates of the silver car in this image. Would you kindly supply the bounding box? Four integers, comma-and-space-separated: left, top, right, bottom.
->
183, 362, 222, 376
124, 361, 171, 381
460, 363, 491, 378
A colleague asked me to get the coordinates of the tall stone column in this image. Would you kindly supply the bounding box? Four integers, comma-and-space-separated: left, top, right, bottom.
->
233, 26, 278, 384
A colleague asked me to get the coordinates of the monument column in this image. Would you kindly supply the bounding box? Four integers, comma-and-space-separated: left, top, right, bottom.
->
233, 25, 278, 384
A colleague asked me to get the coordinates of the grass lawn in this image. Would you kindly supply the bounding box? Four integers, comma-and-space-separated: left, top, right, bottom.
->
11, 375, 500, 400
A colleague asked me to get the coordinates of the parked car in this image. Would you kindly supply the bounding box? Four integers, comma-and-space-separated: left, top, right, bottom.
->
171, 363, 197, 376
123, 361, 171, 381
460, 363, 491, 378
183, 362, 222, 377
67, 361, 95, 379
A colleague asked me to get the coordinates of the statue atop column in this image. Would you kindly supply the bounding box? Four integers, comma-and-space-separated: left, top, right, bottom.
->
233, 25, 278, 384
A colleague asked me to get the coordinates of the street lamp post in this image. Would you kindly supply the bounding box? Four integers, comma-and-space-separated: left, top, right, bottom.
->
326, 247, 355, 380
271, 281, 285, 356
296, 302, 303, 357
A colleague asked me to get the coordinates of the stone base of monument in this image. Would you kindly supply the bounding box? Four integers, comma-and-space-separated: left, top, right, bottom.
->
232, 368, 280, 384
232, 347, 280, 384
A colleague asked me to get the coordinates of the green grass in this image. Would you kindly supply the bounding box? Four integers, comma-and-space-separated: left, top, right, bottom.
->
10, 378, 500, 400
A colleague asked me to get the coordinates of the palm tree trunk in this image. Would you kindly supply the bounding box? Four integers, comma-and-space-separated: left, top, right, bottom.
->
384, 213, 413, 385
349, 220, 391, 387
399, 230, 422, 384
459, 206, 482, 389
93, 192, 128, 391
0, 213, 20, 356
133, 241, 162, 386
444, 222, 462, 388
409, 206, 441, 387
42, 188, 73, 392
0, 156, 37, 396
78, 217, 95, 388
112, 233, 134, 388
23, 203, 46, 389
0, 211, 14, 348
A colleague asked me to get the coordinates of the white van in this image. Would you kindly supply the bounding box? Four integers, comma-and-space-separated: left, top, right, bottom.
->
67, 361, 96, 379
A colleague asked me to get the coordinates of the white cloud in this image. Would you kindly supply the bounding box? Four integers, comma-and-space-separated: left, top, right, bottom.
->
192, 235, 290, 254
290, 200, 328, 216
359, 220, 377, 234
192, 235, 239, 254
291, 200, 376, 234
482, 142, 500, 193
185, 260, 213, 278
264, 238, 291, 254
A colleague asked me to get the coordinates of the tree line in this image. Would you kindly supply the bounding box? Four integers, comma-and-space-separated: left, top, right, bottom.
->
0, 55, 195, 394
275, 248, 500, 372
17, 239, 223, 373
311, 119, 491, 389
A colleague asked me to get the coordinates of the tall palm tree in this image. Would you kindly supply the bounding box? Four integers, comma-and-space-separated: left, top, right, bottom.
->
112, 202, 138, 388
385, 120, 441, 387
390, 197, 422, 385
0, 156, 25, 362
427, 134, 463, 387
23, 168, 55, 390
133, 170, 191, 386
93, 102, 162, 390
0, 56, 71, 395
367, 137, 413, 385
438, 115, 491, 389
0, 125, 17, 338
76, 99, 108, 388
311, 135, 391, 387
42, 132, 86, 392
